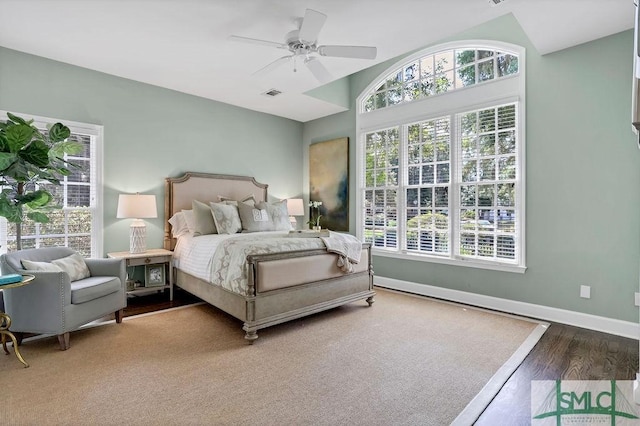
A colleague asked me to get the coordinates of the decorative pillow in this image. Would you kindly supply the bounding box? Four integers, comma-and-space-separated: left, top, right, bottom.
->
192, 200, 217, 236
237, 201, 272, 232
257, 200, 292, 231
181, 209, 195, 234
218, 194, 256, 206
52, 253, 91, 281
168, 212, 189, 237
209, 202, 242, 234
22, 253, 91, 282
21, 259, 63, 272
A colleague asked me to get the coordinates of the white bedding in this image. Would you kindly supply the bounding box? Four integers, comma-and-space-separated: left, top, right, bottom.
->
173, 231, 287, 282
173, 230, 363, 296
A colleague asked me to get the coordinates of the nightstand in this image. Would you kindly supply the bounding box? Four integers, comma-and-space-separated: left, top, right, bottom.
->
107, 249, 173, 301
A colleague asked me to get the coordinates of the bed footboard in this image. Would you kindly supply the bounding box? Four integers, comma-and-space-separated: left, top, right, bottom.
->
175, 244, 375, 343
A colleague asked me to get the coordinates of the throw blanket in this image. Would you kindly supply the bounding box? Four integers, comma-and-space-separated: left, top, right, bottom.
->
321, 231, 362, 273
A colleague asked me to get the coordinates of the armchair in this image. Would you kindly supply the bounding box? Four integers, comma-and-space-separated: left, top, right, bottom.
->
0, 247, 126, 350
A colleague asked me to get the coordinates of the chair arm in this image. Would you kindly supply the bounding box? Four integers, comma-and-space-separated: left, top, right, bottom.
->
3, 271, 72, 332
85, 258, 126, 288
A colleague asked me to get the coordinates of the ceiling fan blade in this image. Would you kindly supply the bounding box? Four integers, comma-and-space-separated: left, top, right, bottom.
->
298, 9, 327, 43
305, 57, 332, 84
228, 35, 287, 50
252, 55, 292, 76
318, 45, 377, 60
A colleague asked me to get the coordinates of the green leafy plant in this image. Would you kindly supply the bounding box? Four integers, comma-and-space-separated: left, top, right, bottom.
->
0, 112, 83, 250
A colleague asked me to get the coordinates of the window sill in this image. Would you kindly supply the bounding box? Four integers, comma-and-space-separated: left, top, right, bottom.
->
371, 249, 527, 274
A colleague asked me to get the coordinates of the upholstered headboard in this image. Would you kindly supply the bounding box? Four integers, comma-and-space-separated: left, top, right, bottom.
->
164, 172, 268, 250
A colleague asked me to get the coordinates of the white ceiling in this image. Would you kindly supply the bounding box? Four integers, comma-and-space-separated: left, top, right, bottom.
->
0, 0, 634, 122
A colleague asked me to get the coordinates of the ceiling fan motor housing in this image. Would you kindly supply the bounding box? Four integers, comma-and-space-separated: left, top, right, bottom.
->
286, 30, 317, 56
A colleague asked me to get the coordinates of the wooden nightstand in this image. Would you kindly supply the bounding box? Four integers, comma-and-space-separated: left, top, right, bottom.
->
107, 249, 173, 301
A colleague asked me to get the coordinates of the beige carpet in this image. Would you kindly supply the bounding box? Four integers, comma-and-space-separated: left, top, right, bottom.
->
1, 288, 545, 426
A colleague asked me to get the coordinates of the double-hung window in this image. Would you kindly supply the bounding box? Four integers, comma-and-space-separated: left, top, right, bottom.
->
0, 112, 103, 257
357, 42, 525, 272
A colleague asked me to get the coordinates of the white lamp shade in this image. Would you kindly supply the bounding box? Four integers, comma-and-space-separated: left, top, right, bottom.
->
287, 198, 305, 216
117, 194, 158, 219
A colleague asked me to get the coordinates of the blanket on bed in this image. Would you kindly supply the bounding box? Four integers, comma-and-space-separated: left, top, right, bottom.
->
320, 232, 362, 273
210, 232, 362, 295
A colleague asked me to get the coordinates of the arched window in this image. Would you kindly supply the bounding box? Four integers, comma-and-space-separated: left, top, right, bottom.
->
362, 47, 519, 112
356, 41, 525, 272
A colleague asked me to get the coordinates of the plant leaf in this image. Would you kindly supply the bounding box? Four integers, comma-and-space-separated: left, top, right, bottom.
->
49, 140, 83, 159
27, 211, 50, 223
6, 113, 30, 126
0, 152, 17, 171
19, 139, 50, 167
5, 124, 34, 152
0, 196, 22, 223
20, 190, 53, 208
48, 122, 71, 142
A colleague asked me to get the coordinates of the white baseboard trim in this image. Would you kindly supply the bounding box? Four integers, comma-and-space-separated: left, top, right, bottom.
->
375, 276, 639, 340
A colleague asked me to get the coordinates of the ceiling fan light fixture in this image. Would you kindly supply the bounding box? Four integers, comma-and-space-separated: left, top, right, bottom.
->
229, 8, 378, 83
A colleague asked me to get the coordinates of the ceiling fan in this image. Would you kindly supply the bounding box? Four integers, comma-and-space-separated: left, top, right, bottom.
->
228, 9, 377, 83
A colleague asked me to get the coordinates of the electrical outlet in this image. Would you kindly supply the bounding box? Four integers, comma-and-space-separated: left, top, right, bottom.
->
580, 285, 591, 299
635, 292, 640, 307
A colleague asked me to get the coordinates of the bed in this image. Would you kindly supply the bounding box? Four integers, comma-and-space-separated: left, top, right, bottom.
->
164, 172, 375, 343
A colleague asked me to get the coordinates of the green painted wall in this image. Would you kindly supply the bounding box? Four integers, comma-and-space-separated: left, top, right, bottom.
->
1, 12, 639, 322
0, 46, 304, 254
303, 15, 640, 322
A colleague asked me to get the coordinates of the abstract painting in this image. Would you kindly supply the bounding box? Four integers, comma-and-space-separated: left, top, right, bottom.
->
309, 137, 349, 231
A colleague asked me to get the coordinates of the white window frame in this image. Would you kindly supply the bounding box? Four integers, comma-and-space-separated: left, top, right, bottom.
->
0, 111, 104, 258
356, 41, 526, 273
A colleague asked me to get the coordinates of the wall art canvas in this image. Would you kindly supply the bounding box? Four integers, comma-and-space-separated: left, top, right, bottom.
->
309, 137, 349, 231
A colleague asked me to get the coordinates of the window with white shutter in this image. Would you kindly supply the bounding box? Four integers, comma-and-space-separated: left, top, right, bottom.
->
0, 112, 103, 258
357, 42, 525, 272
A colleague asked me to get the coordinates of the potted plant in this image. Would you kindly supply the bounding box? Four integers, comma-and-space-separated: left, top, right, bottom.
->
0, 113, 82, 250
308, 200, 323, 230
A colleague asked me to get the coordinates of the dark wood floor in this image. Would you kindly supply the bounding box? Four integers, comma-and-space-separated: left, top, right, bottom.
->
105, 287, 202, 320
109, 289, 639, 425
476, 322, 638, 425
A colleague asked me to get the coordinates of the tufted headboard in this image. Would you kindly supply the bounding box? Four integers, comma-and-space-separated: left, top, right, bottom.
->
164, 172, 268, 250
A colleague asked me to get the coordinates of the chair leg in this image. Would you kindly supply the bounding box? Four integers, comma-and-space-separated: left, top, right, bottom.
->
115, 309, 124, 324
57, 332, 70, 351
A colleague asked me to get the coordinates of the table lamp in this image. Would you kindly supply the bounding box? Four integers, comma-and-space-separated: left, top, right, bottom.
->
287, 198, 305, 230
116, 193, 157, 253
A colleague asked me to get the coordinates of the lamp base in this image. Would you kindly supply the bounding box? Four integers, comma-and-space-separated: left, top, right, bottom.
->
289, 215, 298, 230
129, 220, 147, 254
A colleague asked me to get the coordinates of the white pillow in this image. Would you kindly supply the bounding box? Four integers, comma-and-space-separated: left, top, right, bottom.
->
52, 253, 91, 281
22, 253, 91, 282
181, 209, 195, 234
168, 212, 189, 237
191, 200, 217, 236
21, 259, 63, 272
257, 200, 292, 231
237, 201, 272, 232
218, 194, 257, 206
209, 202, 242, 234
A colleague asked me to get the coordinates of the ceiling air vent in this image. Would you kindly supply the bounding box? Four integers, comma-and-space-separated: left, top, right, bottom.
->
488, 0, 508, 6
263, 89, 282, 97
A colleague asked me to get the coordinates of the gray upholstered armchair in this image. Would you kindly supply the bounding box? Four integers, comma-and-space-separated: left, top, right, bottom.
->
0, 247, 126, 350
